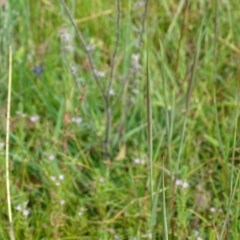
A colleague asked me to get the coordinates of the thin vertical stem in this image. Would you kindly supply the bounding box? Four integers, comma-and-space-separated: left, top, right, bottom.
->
6, 45, 15, 240
138, 0, 149, 49
146, 46, 154, 234
59, 0, 106, 99
104, 0, 121, 159
60, 0, 121, 159
176, 2, 208, 172
162, 164, 168, 240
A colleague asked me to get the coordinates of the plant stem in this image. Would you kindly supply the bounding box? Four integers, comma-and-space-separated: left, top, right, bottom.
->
6, 45, 15, 240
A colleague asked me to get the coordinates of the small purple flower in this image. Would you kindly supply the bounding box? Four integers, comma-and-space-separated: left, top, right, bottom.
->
33, 65, 44, 76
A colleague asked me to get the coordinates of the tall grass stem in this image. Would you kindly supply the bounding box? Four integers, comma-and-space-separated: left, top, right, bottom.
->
6, 45, 15, 240
104, 0, 121, 159
59, 0, 106, 99
146, 45, 154, 234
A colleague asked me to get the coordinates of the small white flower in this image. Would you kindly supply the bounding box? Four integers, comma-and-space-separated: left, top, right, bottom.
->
55, 181, 61, 186
78, 207, 86, 217
182, 181, 189, 189
22, 209, 30, 218
175, 179, 189, 189
175, 179, 183, 186
15, 202, 30, 218
210, 207, 216, 212
70, 65, 78, 75
133, 158, 140, 164
78, 211, 83, 217
86, 44, 96, 52
60, 199, 65, 205
30, 115, 40, 122
71, 117, 82, 124
99, 177, 105, 184
78, 211, 83, 216
94, 69, 105, 78
133, 158, 145, 165
16, 205, 22, 211
108, 88, 115, 96
48, 155, 55, 161
59, 29, 72, 43
75, 117, 82, 124
62, 34, 71, 43
59, 175, 64, 181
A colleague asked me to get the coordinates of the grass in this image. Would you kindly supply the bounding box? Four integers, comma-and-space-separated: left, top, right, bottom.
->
1, 0, 240, 239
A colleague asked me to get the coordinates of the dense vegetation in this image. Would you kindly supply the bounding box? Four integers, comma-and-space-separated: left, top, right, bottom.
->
1, 1, 240, 239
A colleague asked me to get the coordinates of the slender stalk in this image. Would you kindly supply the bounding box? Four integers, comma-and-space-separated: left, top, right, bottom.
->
174, 0, 188, 88
59, 0, 106, 99
112, 0, 148, 159
104, 0, 121, 159
6, 45, 15, 240
162, 164, 168, 240
211, 0, 224, 160
176, 2, 208, 172
60, 0, 121, 159
158, 40, 170, 240
138, 0, 149, 49
169, 3, 188, 237
146, 45, 154, 235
